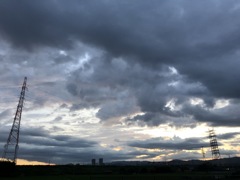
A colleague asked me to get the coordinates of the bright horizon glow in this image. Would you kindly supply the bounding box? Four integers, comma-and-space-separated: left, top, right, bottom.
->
16, 158, 55, 166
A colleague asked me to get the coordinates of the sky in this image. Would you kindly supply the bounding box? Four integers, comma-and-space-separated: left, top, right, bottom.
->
0, 0, 240, 165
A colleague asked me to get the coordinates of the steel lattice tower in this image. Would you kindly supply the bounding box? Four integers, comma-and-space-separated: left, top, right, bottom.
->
2, 77, 27, 164
201, 146, 206, 160
209, 129, 221, 159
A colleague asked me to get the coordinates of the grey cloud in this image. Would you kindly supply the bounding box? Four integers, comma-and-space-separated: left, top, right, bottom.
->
128, 137, 209, 150
53, 116, 63, 122
217, 132, 239, 140
59, 103, 68, 109
66, 51, 240, 127
20, 127, 97, 149
0, 0, 239, 164
1, 0, 240, 66
67, 54, 208, 125
0, 0, 73, 50
0, 109, 12, 120
13, 127, 161, 164
126, 112, 168, 127
182, 103, 240, 127
96, 97, 137, 120
18, 146, 153, 164
0, 126, 97, 153
67, 83, 78, 97
0, 126, 102, 164
178, 56, 240, 99
219, 149, 239, 157
18, 146, 100, 164
0, 127, 9, 142
127, 150, 162, 159
21, 127, 48, 137
1, 3, 239, 79
167, 151, 202, 161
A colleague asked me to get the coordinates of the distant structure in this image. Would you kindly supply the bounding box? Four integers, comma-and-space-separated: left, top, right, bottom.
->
99, 158, 103, 165
201, 146, 205, 160
1, 77, 27, 164
91, 158, 96, 166
209, 129, 221, 159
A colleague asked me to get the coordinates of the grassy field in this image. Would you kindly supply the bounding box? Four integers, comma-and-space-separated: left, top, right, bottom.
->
0, 173, 230, 180
1, 163, 239, 179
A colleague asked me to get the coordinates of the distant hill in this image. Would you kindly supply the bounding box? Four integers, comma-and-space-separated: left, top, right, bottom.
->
110, 157, 240, 166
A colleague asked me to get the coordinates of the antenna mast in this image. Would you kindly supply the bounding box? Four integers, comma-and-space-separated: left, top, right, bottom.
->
2, 77, 27, 164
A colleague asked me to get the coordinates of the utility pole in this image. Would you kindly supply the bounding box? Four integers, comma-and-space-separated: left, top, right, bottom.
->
2, 77, 27, 164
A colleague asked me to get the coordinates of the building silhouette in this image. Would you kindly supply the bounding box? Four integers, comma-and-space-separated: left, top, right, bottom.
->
99, 158, 103, 165
91, 159, 96, 166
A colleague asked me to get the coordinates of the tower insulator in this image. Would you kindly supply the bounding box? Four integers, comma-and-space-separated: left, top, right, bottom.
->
2, 77, 27, 164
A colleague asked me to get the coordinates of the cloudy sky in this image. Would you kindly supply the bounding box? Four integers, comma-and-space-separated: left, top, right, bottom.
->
1, 0, 240, 165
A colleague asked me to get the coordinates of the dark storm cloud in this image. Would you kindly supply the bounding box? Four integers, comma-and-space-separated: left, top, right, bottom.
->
66, 51, 240, 127
67, 55, 206, 125
9, 126, 107, 164
218, 132, 239, 140
1, 124, 171, 163
0, 0, 73, 49
1, 0, 240, 66
20, 127, 97, 148
21, 127, 48, 137
1, 0, 240, 128
11, 127, 160, 164
126, 112, 170, 127
18, 145, 149, 164
0, 128, 8, 142
18, 145, 101, 164
128, 137, 209, 150
0, 126, 97, 153
182, 103, 240, 127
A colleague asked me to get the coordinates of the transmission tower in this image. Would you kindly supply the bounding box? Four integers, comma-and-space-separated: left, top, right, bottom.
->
201, 146, 205, 160
2, 77, 27, 164
209, 129, 221, 159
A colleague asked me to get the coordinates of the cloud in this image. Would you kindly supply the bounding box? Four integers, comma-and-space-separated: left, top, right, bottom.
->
0, 109, 12, 120
1, 0, 240, 163
2, 125, 162, 164
217, 132, 239, 140
126, 112, 167, 127
19, 127, 97, 148
0, 126, 100, 164
128, 137, 209, 151
1, 0, 240, 115
65, 51, 240, 127
182, 102, 240, 127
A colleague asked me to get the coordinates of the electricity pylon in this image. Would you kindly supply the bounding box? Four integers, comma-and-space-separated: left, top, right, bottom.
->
2, 77, 27, 164
201, 146, 205, 160
209, 129, 221, 159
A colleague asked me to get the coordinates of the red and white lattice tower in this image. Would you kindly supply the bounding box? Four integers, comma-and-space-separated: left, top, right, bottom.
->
2, 77, 27, 164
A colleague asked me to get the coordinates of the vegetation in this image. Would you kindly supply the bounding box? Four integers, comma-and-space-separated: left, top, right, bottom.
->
0, 162, 240, 179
